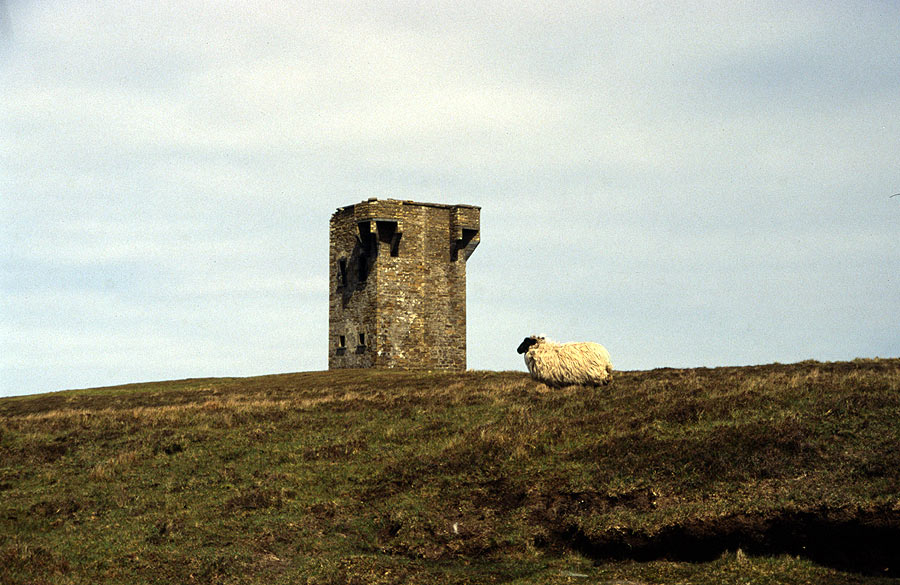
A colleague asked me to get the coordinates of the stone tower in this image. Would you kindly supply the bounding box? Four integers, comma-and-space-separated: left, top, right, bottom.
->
329, 198, 480, 370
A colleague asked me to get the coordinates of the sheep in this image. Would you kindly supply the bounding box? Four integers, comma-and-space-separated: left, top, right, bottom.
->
516, 335, 613, 387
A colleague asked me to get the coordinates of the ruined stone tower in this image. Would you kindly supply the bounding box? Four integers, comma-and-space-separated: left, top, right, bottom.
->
329, 198, 480, 370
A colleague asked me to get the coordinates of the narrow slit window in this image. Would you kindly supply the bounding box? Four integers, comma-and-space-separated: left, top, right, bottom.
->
339, 335, 346, 348
358, 333, 365, 346
358, 253, 368, 282
338, 259, 348, 287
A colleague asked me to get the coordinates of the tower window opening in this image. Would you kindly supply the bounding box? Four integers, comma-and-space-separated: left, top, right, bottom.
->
358, 252, 369, 282
338, 258, 347, 286
339, 335, 346, 348
376, 220, 401, 257
338, 258, 348, 287
355, 332, 367, 354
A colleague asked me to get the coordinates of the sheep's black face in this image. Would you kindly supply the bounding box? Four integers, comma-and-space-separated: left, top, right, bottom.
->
517, 337, 538, 354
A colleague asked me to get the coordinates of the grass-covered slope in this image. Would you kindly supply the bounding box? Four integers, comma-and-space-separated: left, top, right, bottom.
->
2, 360, 899, 584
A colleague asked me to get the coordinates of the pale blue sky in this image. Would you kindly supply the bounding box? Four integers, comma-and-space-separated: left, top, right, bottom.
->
2, 1, 898, 396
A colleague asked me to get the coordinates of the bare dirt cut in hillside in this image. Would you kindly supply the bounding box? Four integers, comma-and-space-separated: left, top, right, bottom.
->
535, 492, 899, 576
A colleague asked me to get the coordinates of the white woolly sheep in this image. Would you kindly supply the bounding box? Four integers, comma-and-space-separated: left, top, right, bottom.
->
516, 335, 613, 387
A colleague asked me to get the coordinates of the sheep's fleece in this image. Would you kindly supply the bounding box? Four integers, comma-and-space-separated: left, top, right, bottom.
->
516, 335, 613, 387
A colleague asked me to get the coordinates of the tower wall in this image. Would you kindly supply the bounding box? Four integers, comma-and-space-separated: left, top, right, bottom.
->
328, 198, 480, 371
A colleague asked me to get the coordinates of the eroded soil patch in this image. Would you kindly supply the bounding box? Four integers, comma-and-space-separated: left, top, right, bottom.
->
550, 504, 900, 577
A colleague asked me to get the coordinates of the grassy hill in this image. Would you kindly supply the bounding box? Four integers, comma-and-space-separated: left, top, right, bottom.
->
2, 360, 899, 584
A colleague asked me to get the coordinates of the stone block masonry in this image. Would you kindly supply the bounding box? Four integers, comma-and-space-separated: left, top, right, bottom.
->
328, 198, 480, 370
